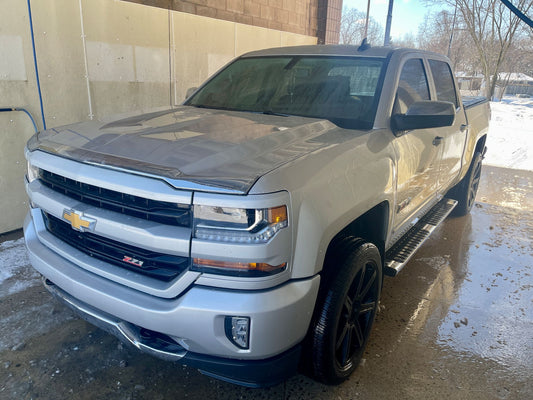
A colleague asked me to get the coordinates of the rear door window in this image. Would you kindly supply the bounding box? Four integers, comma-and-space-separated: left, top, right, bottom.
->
428, 59, 459, 108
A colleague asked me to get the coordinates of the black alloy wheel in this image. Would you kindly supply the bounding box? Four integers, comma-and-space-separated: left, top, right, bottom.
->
466, 153, 482, 211
306, 237, 382, 384
334, 257, 379, 373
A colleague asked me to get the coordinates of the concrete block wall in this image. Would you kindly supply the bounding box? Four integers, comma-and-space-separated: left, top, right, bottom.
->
0, 0, 317, 234
317, 0, 342, 44
127, 0, 320, 36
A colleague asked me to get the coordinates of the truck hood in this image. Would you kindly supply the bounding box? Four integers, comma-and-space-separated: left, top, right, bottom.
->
28, 106, 353, 193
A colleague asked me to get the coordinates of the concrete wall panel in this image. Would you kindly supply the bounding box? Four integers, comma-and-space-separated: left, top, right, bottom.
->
89, 82, 170, 117
0, 35, 28, 81
30, 0, 90, 126
136, 46, 170, 83
171, 13, 316, 103
171, 12, 236, 104
86, 41, 136, 82
0, 0, 40, 233
281, 31, 317, 47
82, 0, 171, 117
82, 0, 170, 47
0, 0, 40, 122
0, 114, 35, 233
235, 24, 281, 55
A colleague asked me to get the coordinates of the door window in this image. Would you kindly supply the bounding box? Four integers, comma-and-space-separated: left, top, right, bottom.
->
428, 60, 459, 108
393, 59, 430, 115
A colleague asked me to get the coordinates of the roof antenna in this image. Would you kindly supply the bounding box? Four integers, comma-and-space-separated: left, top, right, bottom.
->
358, 38, 371, 51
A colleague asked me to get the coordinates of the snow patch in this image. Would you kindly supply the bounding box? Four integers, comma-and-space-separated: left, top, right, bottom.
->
485, 97, 533, 172
0, 237, 40, 295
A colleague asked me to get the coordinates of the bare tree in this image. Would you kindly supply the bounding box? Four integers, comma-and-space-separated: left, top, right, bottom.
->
497, 35, 533, 94
391, 33, 417, 48
425, 0, 533, 98
417, 10, 476, 73
340, 7, 384, 46
507, 36, 533, 77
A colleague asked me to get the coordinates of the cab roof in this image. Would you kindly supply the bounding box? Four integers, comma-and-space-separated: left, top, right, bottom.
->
241, 45, 447, 62
241, 44, 395, 59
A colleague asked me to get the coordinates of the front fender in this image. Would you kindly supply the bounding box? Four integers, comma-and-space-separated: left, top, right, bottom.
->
251, 129, 396, 279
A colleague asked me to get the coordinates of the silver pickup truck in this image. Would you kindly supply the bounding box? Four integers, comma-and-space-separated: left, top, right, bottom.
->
24, 45, 490, 387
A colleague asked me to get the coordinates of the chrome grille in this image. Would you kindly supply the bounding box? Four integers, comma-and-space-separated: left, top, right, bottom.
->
39, 169, 191, 227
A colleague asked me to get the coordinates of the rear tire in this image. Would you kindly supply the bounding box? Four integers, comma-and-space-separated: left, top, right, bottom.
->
306, 237, 382, 385
448, 152, 483, 216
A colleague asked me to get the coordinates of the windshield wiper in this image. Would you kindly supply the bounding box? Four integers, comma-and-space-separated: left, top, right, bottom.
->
189, 104, 221, 110
262, 110, 290, 117
190, 105, 290, 117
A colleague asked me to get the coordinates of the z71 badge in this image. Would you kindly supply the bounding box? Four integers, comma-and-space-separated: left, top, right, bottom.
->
122, 256, 144, 268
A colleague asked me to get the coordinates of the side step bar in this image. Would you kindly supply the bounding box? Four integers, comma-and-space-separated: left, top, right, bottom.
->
384, 198, 457, 277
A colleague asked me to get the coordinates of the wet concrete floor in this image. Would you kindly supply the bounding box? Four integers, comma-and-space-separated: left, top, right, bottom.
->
1, 165, 532, 400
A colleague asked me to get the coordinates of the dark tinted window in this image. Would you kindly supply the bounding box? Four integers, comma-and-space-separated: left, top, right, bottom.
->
394, 59, 430, 114
429, 59, 458, 107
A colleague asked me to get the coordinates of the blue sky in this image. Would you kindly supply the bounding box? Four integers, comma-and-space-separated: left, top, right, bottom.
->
342, 0, 448, 40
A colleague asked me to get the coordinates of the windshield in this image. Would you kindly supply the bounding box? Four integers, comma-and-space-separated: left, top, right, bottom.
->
185, 56, 385, 129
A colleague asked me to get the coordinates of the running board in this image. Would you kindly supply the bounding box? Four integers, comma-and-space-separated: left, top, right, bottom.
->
384, 198, 457, 277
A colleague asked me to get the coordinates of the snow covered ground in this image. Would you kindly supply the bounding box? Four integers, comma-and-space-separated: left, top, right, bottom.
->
0, 237, 40, 296
485, 96, 533, 172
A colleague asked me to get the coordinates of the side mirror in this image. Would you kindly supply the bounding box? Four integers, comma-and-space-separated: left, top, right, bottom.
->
185, 87, 198, 99
392, 100, 455, 133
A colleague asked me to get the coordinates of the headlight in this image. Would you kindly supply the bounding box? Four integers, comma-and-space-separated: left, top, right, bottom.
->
26, 160, 40, 183
193, 205, 288, 244
193, 204, 289, 276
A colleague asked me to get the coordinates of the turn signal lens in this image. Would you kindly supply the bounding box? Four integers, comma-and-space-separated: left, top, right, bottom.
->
193, 258, 286, 276
268, 205, 287, 224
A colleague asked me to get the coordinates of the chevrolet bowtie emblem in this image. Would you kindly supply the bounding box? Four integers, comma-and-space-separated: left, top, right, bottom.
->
62, 209, 96, 232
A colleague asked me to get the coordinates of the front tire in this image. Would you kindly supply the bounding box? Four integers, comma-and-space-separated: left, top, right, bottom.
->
307, 237, 382, 384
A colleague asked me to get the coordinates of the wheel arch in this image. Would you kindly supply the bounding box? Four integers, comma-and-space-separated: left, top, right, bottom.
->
475, 134, 487, 155
322, 201, 389, 277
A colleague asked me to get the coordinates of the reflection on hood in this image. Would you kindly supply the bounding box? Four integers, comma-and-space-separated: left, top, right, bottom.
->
29, 106, 358, 193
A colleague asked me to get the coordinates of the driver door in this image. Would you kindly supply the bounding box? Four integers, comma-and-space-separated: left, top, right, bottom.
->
391, 58, 441, 238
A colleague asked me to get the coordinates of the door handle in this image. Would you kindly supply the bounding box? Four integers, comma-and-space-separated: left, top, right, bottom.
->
460, 124, 469, 132
433, 136, 443, 146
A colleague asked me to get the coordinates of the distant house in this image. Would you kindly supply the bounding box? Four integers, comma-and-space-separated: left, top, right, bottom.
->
455, 72, 484, 96
497, 72, 533, 96
456, 72, 533, 98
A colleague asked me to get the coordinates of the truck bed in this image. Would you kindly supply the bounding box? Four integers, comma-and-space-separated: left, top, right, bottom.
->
462, 96, 488, 109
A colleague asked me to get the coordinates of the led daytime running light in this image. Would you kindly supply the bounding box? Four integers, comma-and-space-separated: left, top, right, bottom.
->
194, 205, 288, 243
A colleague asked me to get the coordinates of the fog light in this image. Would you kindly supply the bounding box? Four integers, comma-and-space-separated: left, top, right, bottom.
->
225, 316, 250, 349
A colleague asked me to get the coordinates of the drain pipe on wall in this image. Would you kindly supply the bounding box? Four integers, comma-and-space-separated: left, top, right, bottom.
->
26, 0, 47, 130
0, 107, 39, 133
78, 0, 94, 120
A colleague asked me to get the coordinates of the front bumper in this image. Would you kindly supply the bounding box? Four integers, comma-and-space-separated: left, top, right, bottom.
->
43, 278, 302, 387
24, 212, 320, 383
